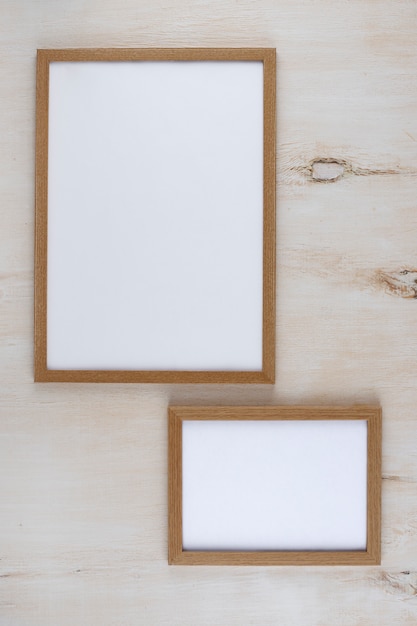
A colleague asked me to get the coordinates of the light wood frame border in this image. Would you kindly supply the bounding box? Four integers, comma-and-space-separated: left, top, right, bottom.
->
34, 48, 276, 384
168, 405, 382, 565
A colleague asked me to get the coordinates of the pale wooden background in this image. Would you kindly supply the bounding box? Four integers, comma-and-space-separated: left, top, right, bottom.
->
1, 0, 416, 624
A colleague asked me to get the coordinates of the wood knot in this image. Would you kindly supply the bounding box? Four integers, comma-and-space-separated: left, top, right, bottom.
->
310, 158, 347, 183
376, 268, 417, 299
374, 571, 417, 600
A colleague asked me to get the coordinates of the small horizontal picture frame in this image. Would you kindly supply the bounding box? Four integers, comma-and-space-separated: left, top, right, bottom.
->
35, 48, 276, 383
168, 405, 382, 565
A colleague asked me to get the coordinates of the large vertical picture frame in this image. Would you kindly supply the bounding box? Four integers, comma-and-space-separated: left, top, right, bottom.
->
168, 405, 382, 565
35, 48, 276, 383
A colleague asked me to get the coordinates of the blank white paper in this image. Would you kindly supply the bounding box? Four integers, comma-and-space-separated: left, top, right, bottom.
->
47, 60, 264, 371
182, 420, 368, 551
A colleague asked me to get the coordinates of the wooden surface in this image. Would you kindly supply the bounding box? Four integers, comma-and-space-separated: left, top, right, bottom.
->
168, 406, 381, 565
1, 0, 416, 623
34, 47, 276, 384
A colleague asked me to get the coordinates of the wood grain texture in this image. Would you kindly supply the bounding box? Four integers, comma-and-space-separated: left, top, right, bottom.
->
168, 405, 381, 565
34, 47, 276, 384
1, 0, 417, 623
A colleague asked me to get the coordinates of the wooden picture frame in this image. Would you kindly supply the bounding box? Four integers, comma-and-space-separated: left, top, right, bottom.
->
35, 48, 276, 383
168, 405, 382, 565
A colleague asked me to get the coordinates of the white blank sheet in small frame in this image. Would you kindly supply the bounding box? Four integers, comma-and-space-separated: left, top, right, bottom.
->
46, 59, 263, 372
182, 420, 368, 551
